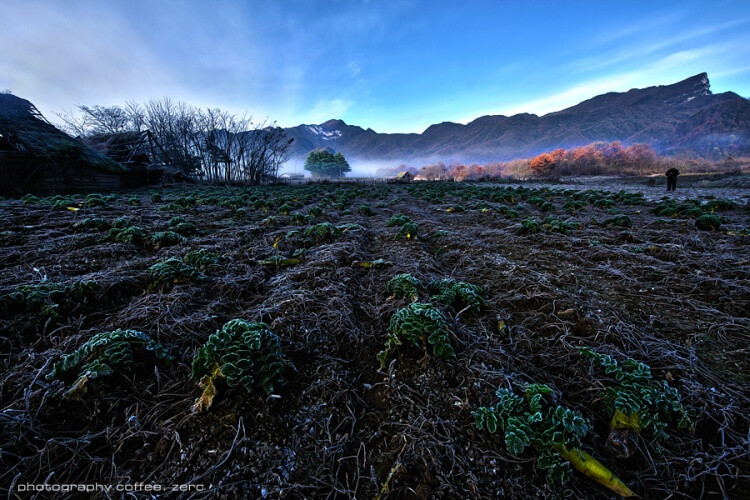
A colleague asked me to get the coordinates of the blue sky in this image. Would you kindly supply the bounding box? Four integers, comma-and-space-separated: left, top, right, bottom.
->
1, 0, 749, 133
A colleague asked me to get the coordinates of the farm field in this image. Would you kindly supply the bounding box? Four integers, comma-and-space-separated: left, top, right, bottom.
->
1, 180, 748, 498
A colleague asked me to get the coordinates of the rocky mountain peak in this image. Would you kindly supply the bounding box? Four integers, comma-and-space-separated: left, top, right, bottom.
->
662, 72, 711, 105
677, 72, 711, 95
320, 119, 347, 129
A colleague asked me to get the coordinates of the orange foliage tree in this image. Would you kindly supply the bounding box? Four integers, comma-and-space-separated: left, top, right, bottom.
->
529, 153, 556, 176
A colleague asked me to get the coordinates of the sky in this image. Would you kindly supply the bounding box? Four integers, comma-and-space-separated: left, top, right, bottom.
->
1, 0, 749, 134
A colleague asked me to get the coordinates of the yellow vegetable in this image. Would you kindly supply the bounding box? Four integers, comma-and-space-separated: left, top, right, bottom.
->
66, 206, 80, 212
606, 410, 640, 459
611, 410, 641, 433
555, 445, 635, 497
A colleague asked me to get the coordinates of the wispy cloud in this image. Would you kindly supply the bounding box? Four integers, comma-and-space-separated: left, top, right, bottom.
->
590, 12, 682, 45
348, 62, 362, 78
713, 65, 750, 78
463, 43, 734, 120
485, 74, 639, 118
569, 19, 749, 74
300, 98, 354, 124
0, 2, 192, 125
0, 0, 385, 124
655, 45, 726, 67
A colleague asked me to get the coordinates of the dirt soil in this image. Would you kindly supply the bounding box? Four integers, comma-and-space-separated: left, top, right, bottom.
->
1, 178, 748, 499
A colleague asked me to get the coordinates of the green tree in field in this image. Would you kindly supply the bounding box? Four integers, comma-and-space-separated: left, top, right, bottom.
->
304, 149, 351, 178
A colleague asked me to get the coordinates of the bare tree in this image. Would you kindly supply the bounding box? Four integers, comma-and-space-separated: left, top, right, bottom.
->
142, 98, 201, 176
56, 98, 293, 184
123, 101, 146, 132
80, 105, 131, 134
55, 108, 90, 137
243, 122, 294, 183
57, 103, 142, 136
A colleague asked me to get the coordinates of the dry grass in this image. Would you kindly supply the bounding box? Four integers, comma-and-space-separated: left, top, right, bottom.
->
1, 179, 748, 498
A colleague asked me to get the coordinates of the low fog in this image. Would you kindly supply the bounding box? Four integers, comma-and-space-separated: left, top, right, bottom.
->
280, 158, 422, 178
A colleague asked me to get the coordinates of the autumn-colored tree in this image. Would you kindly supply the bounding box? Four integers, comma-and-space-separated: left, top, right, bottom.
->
571, 144, 604, 172
418, 162, 449, 180
624, 143, 657, 173
450, 164, 470, 181
448, 163, 492, 181
550, 148, 569, 164
411, 141, 689, 180
529, 153, 555, 176
601, 141, 628, 170
483, 162, 505, 177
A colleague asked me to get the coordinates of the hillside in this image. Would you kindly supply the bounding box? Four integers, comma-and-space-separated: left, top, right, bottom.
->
283, 73, 749, 164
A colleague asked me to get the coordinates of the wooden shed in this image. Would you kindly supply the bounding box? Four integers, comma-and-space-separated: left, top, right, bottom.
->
0, 93, 126, 195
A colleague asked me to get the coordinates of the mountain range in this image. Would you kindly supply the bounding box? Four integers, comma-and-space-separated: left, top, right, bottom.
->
282, 73, 750, 167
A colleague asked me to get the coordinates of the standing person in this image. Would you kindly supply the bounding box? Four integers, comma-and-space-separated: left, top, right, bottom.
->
665, 168, 679, 191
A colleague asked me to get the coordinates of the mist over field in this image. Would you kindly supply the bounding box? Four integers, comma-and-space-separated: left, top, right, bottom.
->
281, 159, 420, 178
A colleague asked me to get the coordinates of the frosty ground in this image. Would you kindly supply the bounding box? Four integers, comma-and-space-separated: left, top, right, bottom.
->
1, 177, 748, 498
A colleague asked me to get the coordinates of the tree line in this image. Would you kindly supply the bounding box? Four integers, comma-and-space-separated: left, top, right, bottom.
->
401, 141, 740, 181
58, 98, 293, 185
528, 142, 657, 177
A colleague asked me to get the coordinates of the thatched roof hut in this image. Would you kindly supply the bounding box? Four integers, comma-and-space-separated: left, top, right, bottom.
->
82, 130, 169, 168
0, 93, 127, 195
394, 171, 414, 182
81, 130, 175, 187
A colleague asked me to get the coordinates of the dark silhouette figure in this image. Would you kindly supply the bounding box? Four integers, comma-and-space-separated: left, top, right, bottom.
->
666, 168, 679, 191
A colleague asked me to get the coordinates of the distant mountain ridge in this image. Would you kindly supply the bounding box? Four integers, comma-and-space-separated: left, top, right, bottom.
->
283, 73, 750, 165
